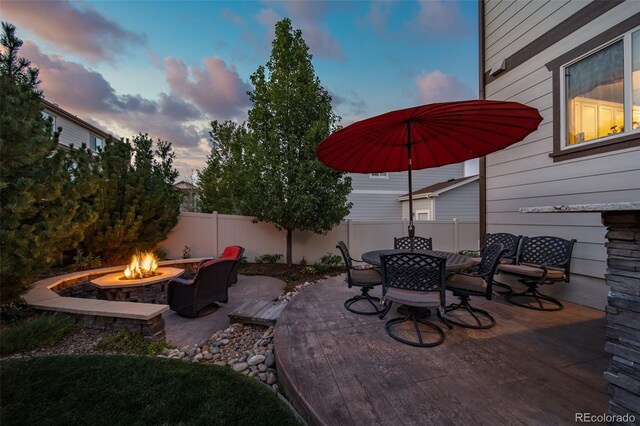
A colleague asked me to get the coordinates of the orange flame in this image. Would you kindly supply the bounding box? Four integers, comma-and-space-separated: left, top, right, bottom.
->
123, 252, 158, 279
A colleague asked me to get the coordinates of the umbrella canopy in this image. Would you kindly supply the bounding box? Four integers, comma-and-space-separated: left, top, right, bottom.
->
317, 100, 543, 237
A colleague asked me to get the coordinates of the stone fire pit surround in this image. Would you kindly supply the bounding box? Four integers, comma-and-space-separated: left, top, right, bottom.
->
91, 267, 185, 304
23, 258, 208, 342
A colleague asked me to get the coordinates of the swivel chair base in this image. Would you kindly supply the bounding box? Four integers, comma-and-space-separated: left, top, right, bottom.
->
344, 286, 385, 315
442, 296, 495, 329
384, 306, 445, 347
492, 280, 513, 295
505, 281, 563, 311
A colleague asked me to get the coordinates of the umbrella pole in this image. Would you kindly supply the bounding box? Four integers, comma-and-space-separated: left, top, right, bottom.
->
407, 121, 415, 239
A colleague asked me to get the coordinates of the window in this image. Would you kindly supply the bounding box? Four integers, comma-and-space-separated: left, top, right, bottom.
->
415, 210, 430, 221
41, 111, 56, 133
90, 135, 104, 152
369, 173, 388, 178
562, 27, 640, 148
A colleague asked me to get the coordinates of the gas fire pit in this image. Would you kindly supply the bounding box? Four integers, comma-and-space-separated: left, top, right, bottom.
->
91, 252, 184, 304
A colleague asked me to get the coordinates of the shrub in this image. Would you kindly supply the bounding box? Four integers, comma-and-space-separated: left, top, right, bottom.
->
72, 249, 102, 271
254, 253, 283, 263
0, 298, 33, 324
182, 245, 191, 259
0, 313, 76, 355
312, 263, 328, 274
289, 273, 299, 282
300, 266, 317, 275
96, 328, 170, 355
153, 247, 168, 261
282, 282, 297, 294
238, 255, 248, 267
299, 257, 307, 266
320, 253, 343, 268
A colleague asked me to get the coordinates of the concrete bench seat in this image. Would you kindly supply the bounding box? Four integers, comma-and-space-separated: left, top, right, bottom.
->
23, 259, 209, 341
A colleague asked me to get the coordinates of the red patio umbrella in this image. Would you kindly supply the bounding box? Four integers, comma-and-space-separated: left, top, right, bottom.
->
317, 100, 543, 237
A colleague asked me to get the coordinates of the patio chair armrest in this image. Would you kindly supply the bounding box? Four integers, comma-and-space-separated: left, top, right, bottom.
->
352, 258, 379, 269
449, 270, 484, 279
169, 277, 194, 286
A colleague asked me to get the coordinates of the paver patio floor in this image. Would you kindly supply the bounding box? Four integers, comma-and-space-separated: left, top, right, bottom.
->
163, 274, 285, 347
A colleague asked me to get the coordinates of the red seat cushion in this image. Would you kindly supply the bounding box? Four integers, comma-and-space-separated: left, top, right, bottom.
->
200, 258, 222, 269
220, 246, 242, 260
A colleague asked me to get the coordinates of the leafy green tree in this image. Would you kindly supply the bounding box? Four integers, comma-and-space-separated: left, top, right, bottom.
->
83, 133, 181, 264
198, 120, 249, 214
0, 22, 98, 302
245, 18, 352, 266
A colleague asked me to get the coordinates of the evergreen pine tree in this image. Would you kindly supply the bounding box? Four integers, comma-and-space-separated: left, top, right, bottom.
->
0, 22, 98, 301
83, 133, 181, 263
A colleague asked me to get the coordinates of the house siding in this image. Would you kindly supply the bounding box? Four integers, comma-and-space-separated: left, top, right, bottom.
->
435, 181, 480, 221
347, 163, 465, 219
483, 0, 640, 309
43, 107, 92, 149
400, 180, 479, 221
348, 192, 402, 220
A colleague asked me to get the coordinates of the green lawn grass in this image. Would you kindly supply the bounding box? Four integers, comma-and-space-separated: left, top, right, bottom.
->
1, 355, 301, 426
0, 313, 76, 355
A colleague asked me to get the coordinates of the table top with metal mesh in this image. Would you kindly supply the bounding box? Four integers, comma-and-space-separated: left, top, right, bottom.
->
362, 249, 474, 271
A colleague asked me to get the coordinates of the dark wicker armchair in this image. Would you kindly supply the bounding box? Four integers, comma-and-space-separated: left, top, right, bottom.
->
168, 258, 235, 318
220, 245, 245, 285
394, 236, 433, 251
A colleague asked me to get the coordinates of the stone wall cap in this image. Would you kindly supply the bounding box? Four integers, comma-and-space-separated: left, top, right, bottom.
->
520, 202, 640, 213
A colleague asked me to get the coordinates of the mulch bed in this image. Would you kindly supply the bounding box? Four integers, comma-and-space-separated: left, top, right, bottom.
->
239, 263, 343, 288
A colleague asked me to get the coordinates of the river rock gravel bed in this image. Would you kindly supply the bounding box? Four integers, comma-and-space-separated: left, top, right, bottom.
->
158, 280, 316, 391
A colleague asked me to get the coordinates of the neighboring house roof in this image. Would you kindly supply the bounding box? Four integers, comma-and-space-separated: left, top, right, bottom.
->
41, 98, 111, 140
397, 175, 479, 201
174, 181, 197, 190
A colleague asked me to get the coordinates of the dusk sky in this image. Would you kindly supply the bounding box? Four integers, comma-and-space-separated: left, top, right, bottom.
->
1, 0, 479, 179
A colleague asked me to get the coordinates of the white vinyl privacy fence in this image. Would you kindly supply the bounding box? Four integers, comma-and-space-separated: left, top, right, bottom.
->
159, 212, 480, 263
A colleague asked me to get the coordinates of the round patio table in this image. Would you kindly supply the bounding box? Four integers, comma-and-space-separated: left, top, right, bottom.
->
362, 249, 474, 271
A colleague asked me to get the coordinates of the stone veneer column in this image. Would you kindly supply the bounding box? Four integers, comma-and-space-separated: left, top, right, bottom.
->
603, 210, 640, 421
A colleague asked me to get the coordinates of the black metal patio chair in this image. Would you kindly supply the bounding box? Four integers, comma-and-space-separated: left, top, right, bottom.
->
336, 241, 385, 315
460, 233, 522, 294
394, 236, 433, 251
443, 243, 507, 329
498, 236, 576, 311
379, 252, 448, 347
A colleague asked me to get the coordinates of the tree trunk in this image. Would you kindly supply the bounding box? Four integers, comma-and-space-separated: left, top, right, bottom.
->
286, 229, 293, 267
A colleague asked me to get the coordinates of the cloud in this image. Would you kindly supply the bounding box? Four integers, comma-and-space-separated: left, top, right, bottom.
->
221, 8, 246, 27
21, 41, 121, 114
361, 1, 396, 37
256, 7, 281, 47
331, 90, 367, 117
164, 56, 251, 120
415, 70, 475, 103
20, 40, 257, 177
2, 0, 146, 62
20, 40, 225, 177
407, 0, 472, 37
256, 2, 344, 61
